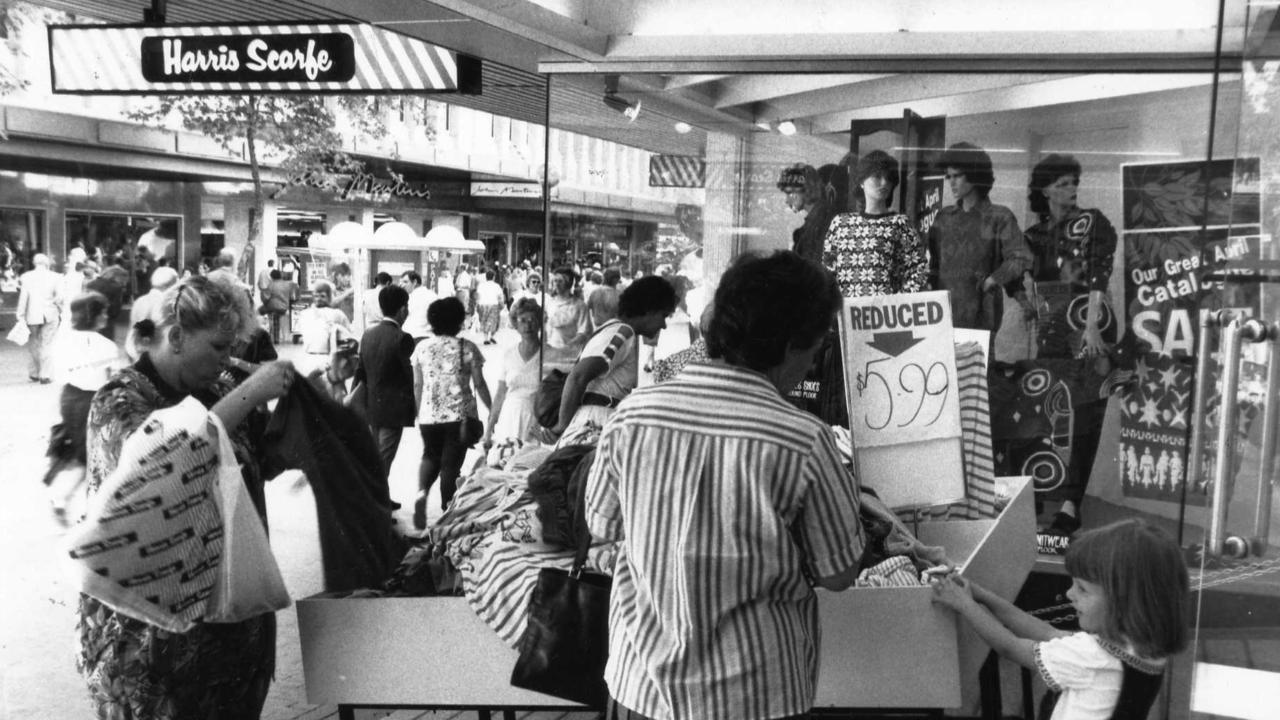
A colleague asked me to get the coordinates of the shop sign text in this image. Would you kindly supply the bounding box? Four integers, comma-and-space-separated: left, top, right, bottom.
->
141, 33, 356, 84
289, 171, 431, 203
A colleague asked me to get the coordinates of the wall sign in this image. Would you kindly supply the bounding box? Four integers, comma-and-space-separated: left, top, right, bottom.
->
49, 22, 481, 95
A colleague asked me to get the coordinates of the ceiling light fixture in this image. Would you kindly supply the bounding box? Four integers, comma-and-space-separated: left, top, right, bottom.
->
777, 120, 797, 136
674, 121, 692, 134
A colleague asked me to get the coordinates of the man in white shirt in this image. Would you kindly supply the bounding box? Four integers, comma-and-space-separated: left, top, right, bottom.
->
399, 270, 437, 342
17, 253, 63, 383
473, 269, 505, 345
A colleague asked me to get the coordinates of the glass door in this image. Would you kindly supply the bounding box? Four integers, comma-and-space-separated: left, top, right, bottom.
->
1181, 3, 1280, 718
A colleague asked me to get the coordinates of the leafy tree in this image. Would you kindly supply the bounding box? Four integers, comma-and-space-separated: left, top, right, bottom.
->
129, 95, 387, 278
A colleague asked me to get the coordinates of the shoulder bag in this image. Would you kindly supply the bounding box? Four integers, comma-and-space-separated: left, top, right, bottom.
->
509, 469, 611, 708
458, 337, 484, 447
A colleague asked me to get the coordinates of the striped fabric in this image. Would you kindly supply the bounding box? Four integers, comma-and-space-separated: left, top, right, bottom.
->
908, 341, 998, 522
585, 363, 866, 720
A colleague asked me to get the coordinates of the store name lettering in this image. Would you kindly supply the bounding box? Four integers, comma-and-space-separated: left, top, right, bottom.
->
290, 171, 431, 202
140, 33, 355, 84
161, 38, 332, 79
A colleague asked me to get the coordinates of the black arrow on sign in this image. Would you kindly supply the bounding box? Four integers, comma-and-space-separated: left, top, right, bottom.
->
867, 330, 923, 357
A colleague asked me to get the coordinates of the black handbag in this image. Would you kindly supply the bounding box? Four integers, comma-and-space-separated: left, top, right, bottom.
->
510, 472, 612, 707
534, 369, 568, 429
460, 413, 484, 447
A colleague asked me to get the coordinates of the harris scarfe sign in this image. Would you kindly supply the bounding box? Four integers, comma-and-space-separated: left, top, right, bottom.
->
49, 22, 481, 94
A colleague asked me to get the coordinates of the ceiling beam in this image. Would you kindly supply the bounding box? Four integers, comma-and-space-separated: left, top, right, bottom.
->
752, 73, 1055, 122
805, 73, 1216, 132
711, 74, 889, 109
591, 28, 1236, 69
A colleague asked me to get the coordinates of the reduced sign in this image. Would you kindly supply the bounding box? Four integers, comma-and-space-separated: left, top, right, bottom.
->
840, 290, 961, 449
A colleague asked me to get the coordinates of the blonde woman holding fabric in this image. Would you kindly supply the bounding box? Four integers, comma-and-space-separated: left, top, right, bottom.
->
78, 272, 296, 720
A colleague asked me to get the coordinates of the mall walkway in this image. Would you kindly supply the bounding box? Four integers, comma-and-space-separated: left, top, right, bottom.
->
0, 321, 596, 720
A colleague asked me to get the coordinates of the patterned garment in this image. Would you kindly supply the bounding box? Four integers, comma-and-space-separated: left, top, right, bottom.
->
1024, 207, 1117, 294
585, 363, 865, 720
927, 198, 1032, 330
652, 338, 709, 384
477, 302, 502, 335
78, 358, 275, 720
822, 211, 929, 298
411, 335, 484, 424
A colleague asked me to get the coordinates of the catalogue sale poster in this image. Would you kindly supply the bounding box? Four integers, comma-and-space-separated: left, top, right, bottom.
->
1119, 158, 1262, 505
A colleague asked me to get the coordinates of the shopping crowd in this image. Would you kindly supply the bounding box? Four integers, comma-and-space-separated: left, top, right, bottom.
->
5, 144, 1188, 720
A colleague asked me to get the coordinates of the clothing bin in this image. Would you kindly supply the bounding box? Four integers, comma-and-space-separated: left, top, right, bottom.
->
296, 477, 1035, 711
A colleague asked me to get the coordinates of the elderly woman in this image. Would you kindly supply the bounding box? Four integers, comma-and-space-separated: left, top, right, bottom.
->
822, 149, 929, 298
543, 266, 590, 353
482, 298, 544, 448
78, 273, 295, 719
410, 296, 492, 529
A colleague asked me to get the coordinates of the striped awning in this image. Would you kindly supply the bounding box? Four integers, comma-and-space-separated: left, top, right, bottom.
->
49, 22, 480, 94
648, 154, 705, 188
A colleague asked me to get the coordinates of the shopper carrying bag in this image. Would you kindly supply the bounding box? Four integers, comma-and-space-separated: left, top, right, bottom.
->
510, 470, 611, 708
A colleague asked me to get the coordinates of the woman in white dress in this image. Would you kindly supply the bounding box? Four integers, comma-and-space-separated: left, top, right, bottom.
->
483, 298, 543, 448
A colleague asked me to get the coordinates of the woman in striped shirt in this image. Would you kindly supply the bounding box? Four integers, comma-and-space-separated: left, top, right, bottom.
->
586, 251, 867, 720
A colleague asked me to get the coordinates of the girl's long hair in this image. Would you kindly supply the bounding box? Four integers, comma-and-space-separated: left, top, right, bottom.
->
1064, 518, 1189, 658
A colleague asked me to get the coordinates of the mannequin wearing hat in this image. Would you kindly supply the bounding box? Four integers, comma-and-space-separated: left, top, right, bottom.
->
777, 163, 844, 263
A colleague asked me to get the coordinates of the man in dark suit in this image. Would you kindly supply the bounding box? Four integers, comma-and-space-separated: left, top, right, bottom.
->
359, 284, 416, 497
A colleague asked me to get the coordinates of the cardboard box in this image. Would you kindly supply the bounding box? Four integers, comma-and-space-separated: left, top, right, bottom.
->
297, 477, 1035, 710
814, 476, 1037, 709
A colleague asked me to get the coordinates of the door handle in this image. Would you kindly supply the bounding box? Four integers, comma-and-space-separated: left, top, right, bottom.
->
1251, 324, 1280, 553
1207, 317, 1271, 557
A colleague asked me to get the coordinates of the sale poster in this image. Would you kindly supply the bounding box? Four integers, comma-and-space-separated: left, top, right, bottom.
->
1119, 156, 1262, 506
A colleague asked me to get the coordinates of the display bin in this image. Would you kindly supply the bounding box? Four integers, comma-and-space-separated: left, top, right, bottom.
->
297, 477, 1035, 712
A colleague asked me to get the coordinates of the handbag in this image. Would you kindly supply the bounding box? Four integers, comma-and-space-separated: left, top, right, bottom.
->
534, 369, 568, 429
510, 470, 611, 707
460, 413, 484, 447
6, 318, 30, 346
456, 337, 485, 447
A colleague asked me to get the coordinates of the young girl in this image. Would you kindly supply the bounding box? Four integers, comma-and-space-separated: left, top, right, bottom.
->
932, 519, 1189, 720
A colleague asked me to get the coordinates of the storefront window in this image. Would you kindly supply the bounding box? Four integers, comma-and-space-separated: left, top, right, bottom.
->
64, 212, 180, 298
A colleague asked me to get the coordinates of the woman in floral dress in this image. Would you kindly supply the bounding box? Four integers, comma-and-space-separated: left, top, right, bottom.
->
78, 273, 296, 719
411, 296, 493, 529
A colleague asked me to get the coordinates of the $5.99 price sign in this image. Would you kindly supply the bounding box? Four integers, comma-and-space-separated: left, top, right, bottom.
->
839, 290, 962, 449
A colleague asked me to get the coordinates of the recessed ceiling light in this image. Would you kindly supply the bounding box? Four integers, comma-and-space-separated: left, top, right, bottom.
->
674, 121, 692, 134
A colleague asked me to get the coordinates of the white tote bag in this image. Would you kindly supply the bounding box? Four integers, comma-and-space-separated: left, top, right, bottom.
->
203, 413, 291, 623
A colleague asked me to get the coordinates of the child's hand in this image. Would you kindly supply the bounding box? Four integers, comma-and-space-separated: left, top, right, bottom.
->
930, 574, 976, 612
